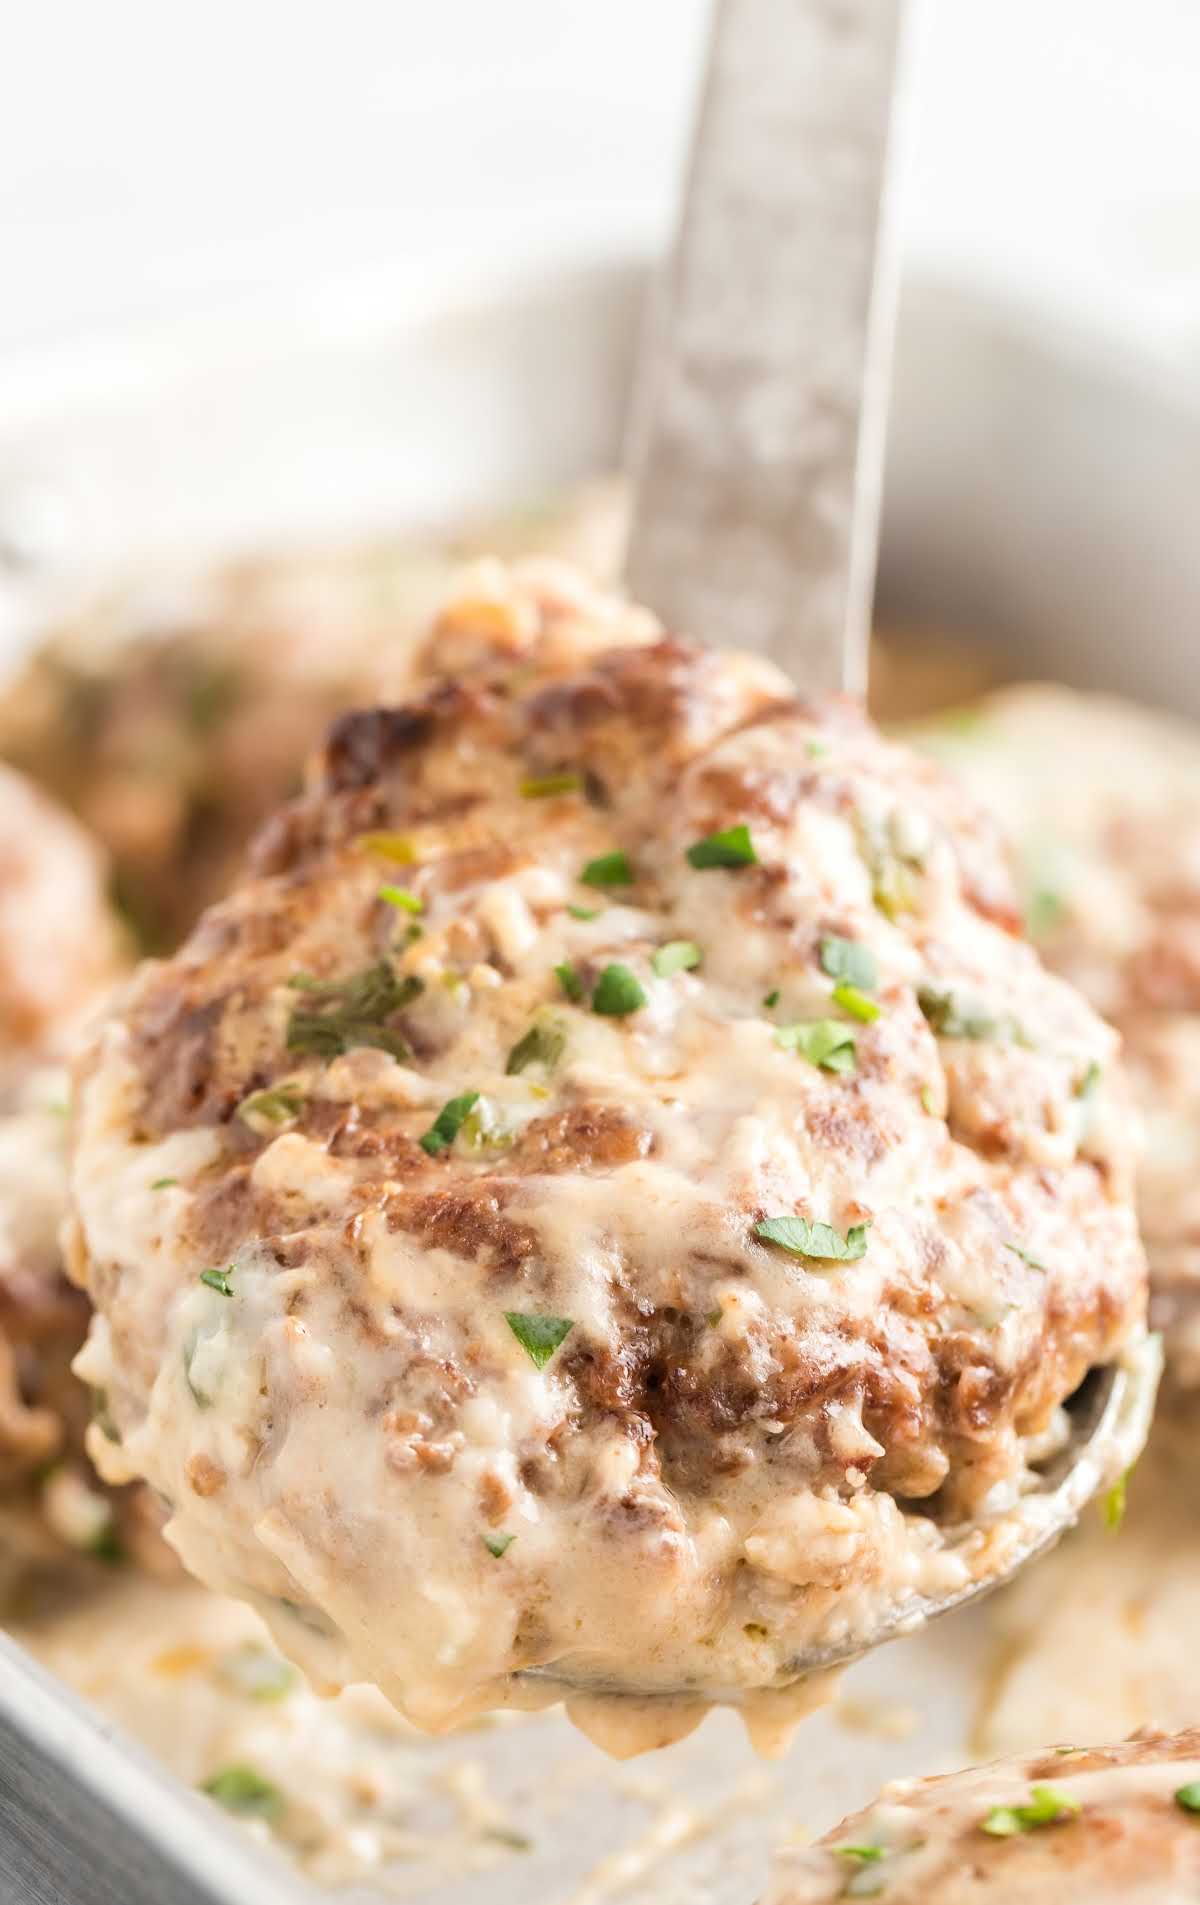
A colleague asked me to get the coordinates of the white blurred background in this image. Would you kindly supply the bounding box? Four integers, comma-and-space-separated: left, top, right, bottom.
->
4, 0, 1200, 368
2, 0, 1199, 707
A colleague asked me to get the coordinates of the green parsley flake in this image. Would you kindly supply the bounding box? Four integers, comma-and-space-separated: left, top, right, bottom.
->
686, 824, 757, 870
378, 883, 423, 914
755, 1216, 869, 1262
554, 962, 585, 1002
1175, 1782, 1200, 1815
1027, 887, 1065, 938
775, 1020, 857, 1073
236, 1083, 304, 1131
520, 771, 583, 799
835, 1845, 884, 1865
286, 963, 420, 1061
981, 1786, 1081, 1836
917, 984, 1003, 1041
504, 1312, 574, 1369
568, 903, 599, 921
202, 1764, 285, 1822
484, 1827, 533, 1852
505, 1017, 567, 1075
592, 963, 647, 1016
218, 1646, 297, 1703
806, 740, 829, 759
91, 1389, 120, 1444
1102, 1467, 1131, 1531
87, 1519, 125, 1566
832, 981, 880, 1023
150, 1176, 178, 1190
1004, 1240, 1048, 1272
819, 935, 877, 991
1077, 1060, 1102, 1100
652, 940, 702, 978
483, 1532, 516, 1558
581, 850, 632, 888
200, 1266, 234, 1297
762, 989, 780, 1009
419, 1091, 480, 1156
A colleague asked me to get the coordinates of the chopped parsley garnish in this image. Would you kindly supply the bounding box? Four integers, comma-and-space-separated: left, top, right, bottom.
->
483, 1532, 516, 1558
505, 1017, 566, 1075
806, 740, 829, 759
686, 824, 757, 869
568, 903, 599, 921
87, 1519, 125, 1566
775, 1020, 856, 1074
200, 1266, 234, 1296
378, 883, 423, 914
755, 1216, 869, 1262
819, 935, 877, 991
832, 981, 880, 1023
554, 962, 585, 1002
286, 963, 420, 1060
919, 1083, 938, 1116
652, 940, 702, 978
835, 1845, 884, 1864
917, 984, 1002, 1041
90, 1389, 120, 1444
1175, 1782, 1200, 1815
419, 1091, 480, 1156
858, 811, 923, 920
981, 1785, 1081, 1836
202, 1764, 285, 1822
1004, 1240, 1047, 1272
150, 1176, 178, 1191
591, 963, 647, 1016
504, 1312, 574, 1369
1076, 1060, 1102, 1100
237, 1083, 304, 1130
218, 1646, 297, 1703
1027, 887, 1065, 938
581, 850, 632, 888
520, 771, 583, 799
762, 989, 780, 1009
1102, 1467, 1131, 1530
358, 830, 416, 863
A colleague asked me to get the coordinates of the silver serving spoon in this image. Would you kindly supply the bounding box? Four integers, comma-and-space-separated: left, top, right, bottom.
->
540, 0, 1164, 1707
521, 1335, 1161, 1704
627, 0, 915, 695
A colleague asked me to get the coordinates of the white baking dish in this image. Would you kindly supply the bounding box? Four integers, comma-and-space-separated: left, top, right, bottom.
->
0, 253, 1196, 1904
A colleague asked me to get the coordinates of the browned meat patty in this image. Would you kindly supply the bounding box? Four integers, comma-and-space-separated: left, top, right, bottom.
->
67, 562, 1148, 1745
768, 1727, 1200, 1902
914, 685, 1200, 1384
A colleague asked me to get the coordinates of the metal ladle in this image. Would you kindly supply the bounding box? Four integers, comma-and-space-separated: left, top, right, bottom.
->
542, 0, 1163, 1705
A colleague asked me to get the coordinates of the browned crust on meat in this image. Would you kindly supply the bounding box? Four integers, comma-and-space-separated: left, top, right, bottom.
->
71, 601, 1146, 1586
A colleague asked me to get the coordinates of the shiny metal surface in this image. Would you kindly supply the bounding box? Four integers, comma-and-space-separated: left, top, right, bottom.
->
0, 1633, 304, 1905
627, 0, 914, 693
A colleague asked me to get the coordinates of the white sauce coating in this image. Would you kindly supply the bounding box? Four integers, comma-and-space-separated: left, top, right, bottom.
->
68, 566, 1148, 1749
767, 1733, 1200, 1903
915, 685, 1200, 1380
